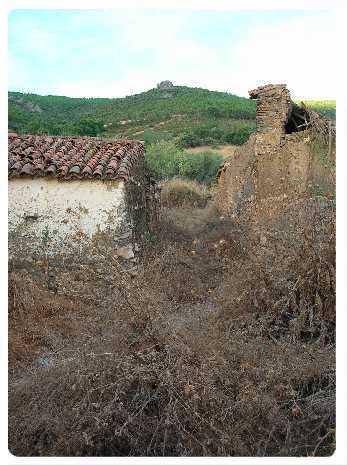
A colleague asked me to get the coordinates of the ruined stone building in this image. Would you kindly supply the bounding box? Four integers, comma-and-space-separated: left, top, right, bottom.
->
216, 84, 335, 220
8, 134, 156, 268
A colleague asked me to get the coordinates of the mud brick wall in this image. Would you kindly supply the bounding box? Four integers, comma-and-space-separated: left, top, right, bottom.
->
249, 84, 291, 148
249, 84, 311, 205
215, 134, 256, 216
216, 84, 335, 218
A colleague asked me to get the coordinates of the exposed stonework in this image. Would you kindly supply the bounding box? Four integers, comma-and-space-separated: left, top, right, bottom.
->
216, 84, 335, 220
249, 84, 291, 148
215, 134, 256, 216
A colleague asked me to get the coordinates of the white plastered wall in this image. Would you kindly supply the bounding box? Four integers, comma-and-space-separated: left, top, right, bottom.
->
8, 177, 129, 262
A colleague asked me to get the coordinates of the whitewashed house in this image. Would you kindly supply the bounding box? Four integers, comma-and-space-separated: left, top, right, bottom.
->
8, 133, 155, 268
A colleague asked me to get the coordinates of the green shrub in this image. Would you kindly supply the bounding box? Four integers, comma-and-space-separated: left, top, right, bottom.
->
143, 129, 173, 145
145, 141, 224, 184
75, 117, 104, 137
145, 141, 184, 179
223, 122, 255, 145
178, 121, 255, 148
178, 132, 201, 148
180, 150, 224, 184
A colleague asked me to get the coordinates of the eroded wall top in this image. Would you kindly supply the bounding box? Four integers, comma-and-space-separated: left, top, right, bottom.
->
249, 84, 291, 146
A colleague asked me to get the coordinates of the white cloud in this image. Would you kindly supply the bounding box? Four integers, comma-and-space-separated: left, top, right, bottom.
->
53, 21, 220, 97
9, 10, 336, 99
110, 11, 336, 100
228, 13, 336, 99
56, 72, 158, 98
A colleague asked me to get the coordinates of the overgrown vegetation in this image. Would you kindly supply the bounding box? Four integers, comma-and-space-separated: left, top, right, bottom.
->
8, 83, 336, 457
145, 141, 224, 184
160, 178, 211, 208
8, 86, 256, 137
178, 120, 256, 148
8, 190, 335, 457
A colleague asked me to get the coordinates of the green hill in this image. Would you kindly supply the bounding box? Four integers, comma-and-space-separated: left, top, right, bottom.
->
8, 85, 335, 147
298, 100, 336, 120
8, 86, 256, 144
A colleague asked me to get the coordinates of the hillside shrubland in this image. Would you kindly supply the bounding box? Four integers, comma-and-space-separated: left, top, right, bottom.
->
8, 86, 256, 137
8, 86, 335, 143
296, 100, 336, 121
145, 141, 224, 184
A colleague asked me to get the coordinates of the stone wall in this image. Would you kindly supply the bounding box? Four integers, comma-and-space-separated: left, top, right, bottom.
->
249, 84, 291, 139
216, 84, 335, 218
215, 134, 256, 216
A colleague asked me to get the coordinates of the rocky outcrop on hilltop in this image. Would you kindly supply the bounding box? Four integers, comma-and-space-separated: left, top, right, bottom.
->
157, 80, 174, 90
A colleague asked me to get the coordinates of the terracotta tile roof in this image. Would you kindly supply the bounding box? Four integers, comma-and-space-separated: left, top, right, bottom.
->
8, 134, 144, 181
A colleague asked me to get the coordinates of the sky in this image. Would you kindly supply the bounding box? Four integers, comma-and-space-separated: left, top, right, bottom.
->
8, 9, 336, 99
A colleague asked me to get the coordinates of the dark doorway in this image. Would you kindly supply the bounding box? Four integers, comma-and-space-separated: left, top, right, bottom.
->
285, 103, 310, 134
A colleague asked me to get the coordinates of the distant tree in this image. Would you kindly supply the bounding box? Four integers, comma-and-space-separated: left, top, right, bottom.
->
25, 119, 43, 134
207, 106, 223, 118
75, 118, 104, 136
179, 132, 201, 148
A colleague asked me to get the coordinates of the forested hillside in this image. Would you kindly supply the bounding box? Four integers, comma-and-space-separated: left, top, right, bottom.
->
8, 85, 336, 148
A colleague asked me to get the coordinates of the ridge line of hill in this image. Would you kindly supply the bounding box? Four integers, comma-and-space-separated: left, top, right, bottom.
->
8, 85, 335, 141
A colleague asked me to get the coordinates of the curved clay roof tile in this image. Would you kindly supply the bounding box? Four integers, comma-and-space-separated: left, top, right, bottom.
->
69, 165, 81, 175
93, 165, 104, 176
10, 161, 23, 172
46, 165, 57, 175
82, 166, 93, 176
8, 135, 144, 180
20, 163, 33, 175
105, 168, 115, 176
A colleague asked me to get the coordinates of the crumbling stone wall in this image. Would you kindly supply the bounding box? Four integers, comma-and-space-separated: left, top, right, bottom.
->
249, 84, 291, 148
216, 84, 335, 219
249, 84, 305, 203
215, 134, 256, 216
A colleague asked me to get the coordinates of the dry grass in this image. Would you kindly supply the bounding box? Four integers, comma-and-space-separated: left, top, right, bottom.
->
8, 195, 335, 457
185, 144, 237, 157
160, 178, 211, 208
215, 198, 336, 341
9, 272, 83, 368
